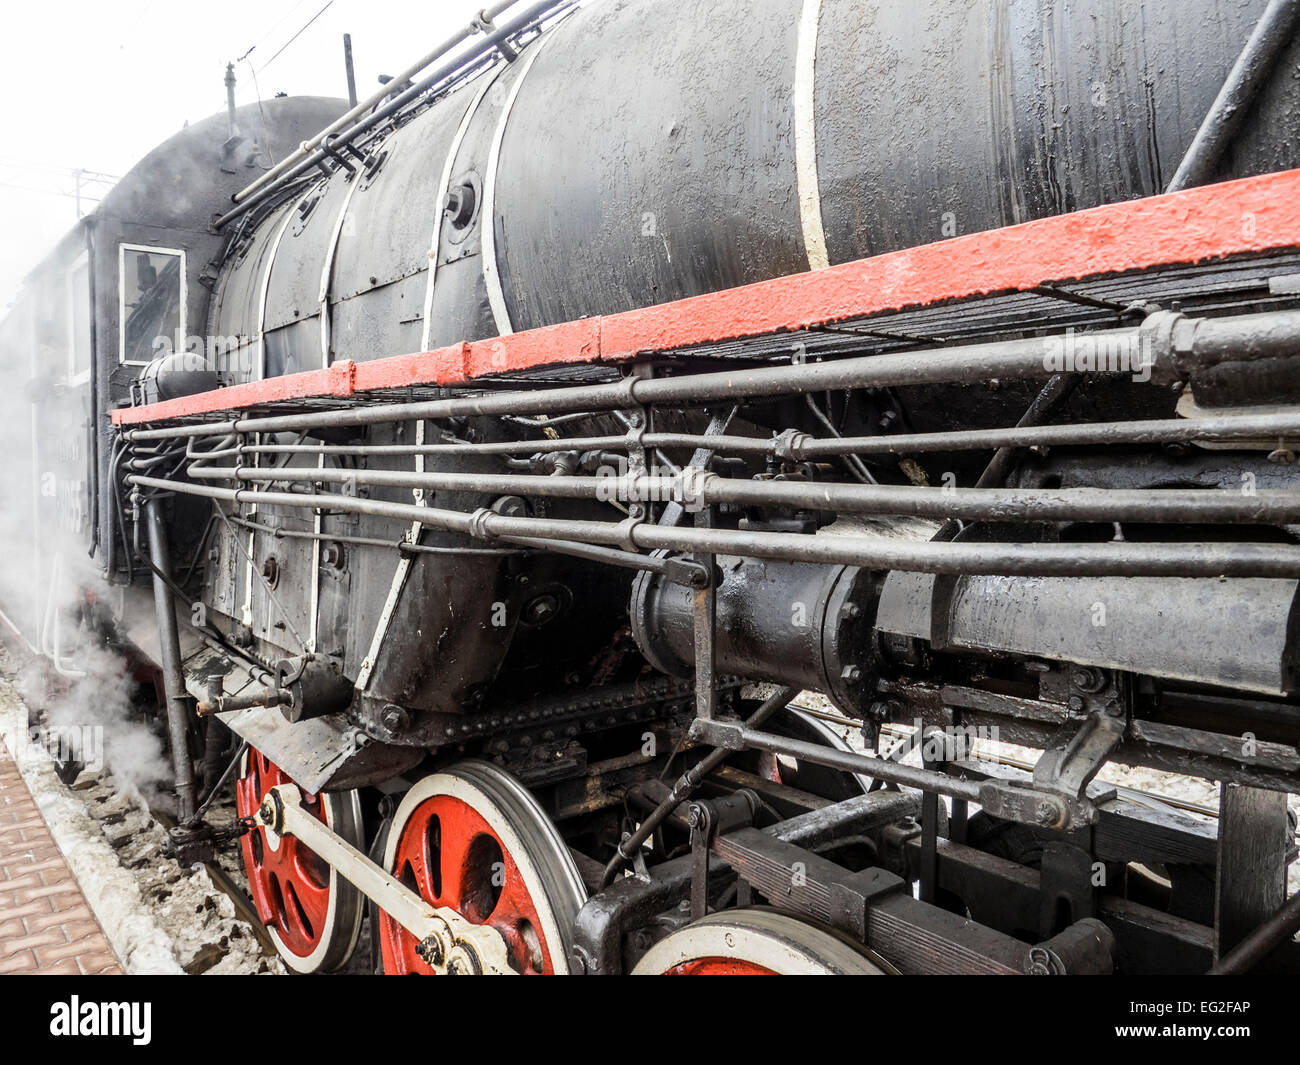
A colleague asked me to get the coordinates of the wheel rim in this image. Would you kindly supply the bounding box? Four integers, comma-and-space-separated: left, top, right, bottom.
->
379, 760, 587, 974
632, 910, 884, 975
234, 747, 364, 973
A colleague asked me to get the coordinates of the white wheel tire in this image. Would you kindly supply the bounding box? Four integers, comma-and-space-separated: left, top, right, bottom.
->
632, 910, 884, 975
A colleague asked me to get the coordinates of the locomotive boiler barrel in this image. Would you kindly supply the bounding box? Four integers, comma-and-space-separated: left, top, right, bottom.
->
492, 0, 1299, 330
211, 0, 1300, 371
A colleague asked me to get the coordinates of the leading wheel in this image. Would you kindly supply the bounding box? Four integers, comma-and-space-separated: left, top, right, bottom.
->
378, 760, 587, 974
632, 910, 885, 975
234, 747, 365, 973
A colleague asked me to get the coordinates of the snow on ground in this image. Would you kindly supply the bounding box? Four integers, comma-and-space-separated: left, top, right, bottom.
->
0, 644, 281, 975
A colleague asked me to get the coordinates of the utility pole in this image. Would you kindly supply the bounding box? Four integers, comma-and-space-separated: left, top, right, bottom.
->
343, 34, 358, 108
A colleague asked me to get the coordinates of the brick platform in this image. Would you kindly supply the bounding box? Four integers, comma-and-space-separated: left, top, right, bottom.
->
0, 743, 122, 974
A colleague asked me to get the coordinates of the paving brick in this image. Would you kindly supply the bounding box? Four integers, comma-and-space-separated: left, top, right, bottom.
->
17, 882, 90, 904
6, 857, 67, 880
0, 949, 37, 973
77, 953, 123, 975
34, 959, 84, 975
40, 935, 109, 965
0, 898, 52, 921
4, 929, 68, 954
26, 904, 92, 932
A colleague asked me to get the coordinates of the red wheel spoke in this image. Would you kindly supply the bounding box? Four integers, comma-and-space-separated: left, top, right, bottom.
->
288, 857, 331, 931
432, 806, 479, 912
280, 880, 315, 942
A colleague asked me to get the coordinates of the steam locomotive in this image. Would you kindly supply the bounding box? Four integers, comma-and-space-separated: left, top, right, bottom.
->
5, 0, 1300, 975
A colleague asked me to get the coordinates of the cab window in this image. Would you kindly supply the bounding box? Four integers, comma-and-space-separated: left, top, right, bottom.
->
119, 244, 185, 365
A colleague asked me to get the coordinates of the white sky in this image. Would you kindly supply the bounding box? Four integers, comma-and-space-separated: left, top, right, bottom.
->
0, 0, 498, 309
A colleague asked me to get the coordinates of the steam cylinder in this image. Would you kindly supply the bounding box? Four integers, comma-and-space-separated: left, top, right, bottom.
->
630, 558, 881, 714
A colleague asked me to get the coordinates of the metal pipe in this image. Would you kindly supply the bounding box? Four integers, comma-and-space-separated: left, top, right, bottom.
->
193, 738, 247, 824
218, 0, 569, 228
225, 63, 238, 140
122, 308, 1300, 442
598, 686, 798, 888
125, 473, 1300, 578
1208, 889, 1300, 974
144, 499, 198, 821
226, 515, 525, 556
633, 521, 1300, 577
802, 409, 1300, 457
1169, 308, 1300, 370
233, 0, 522, 204
230, 408, 1300, 461
930, 373, 1080, 542
711, 723, 984, 804
227, 513, 696, 579
239, 435, 756, 457
971, 373, 1079, 490
189, 462, 1300, 526
1167, 0, 1300, 192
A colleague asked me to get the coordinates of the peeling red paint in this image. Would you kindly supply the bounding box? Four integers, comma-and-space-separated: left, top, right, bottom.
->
113, 168, 1300, 427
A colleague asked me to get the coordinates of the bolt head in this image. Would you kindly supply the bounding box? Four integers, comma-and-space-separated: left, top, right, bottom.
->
416, 936, 444, 967
379, 704, 410, 733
